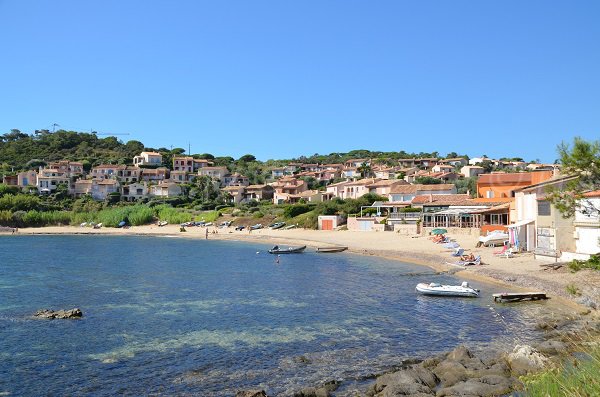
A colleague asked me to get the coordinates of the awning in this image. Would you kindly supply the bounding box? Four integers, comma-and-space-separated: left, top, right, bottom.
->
507, 219, 534, 228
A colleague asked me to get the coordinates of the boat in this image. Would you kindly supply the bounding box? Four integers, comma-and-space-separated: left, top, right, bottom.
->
117, 221, 127, 228
158, 221, 168, 227
269, 222, 286, 230
283, 224, 297, 230
316, 246, 348, 253
250, 223, 263, 230
415, 281, 480, 297
268, 245, 307, 254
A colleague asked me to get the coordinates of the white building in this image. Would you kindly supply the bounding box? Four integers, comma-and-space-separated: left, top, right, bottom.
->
133, 152, 163, 167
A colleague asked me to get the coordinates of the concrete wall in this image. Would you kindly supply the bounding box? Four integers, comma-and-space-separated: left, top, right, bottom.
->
393, 224, 418, 235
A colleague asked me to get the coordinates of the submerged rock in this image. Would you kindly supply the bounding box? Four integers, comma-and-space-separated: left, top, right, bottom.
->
235, 390, 268, 397
293, 380, 340, 397
34, 308, 82, 319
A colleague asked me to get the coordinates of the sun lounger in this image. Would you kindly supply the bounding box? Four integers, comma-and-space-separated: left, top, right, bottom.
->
451, 248, 465, 257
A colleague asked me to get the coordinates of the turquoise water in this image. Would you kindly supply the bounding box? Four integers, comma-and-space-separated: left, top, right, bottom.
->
0, 235, 550, 396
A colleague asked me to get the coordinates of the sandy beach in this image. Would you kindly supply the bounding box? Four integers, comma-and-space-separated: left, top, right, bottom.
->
8, 224, 598, 312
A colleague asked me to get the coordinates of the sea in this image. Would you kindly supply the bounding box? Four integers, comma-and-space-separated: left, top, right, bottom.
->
0, 235, 554, 396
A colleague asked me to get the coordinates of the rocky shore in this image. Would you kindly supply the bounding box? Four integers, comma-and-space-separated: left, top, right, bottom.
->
237, 313, 600, 397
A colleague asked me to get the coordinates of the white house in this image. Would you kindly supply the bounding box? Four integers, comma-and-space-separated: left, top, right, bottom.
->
569, 191, 600, 260
133, 151, 163, 167
460, 165, 485, 178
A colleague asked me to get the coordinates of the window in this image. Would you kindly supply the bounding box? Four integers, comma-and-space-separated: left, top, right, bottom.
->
538, 200, 551, 216
486, 190, 494, 198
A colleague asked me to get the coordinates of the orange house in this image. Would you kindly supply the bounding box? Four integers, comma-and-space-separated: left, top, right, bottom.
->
476, 171, 554, 201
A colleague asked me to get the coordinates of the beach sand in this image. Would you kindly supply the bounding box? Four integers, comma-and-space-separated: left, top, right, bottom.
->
10, 225, 600, 311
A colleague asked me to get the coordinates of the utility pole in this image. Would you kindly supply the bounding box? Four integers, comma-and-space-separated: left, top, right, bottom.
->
52, 123, 59, 132
188, 142, 191, 155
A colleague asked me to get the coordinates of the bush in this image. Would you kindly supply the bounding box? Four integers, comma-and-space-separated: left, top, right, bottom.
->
569, 254, 600, 272
283, 204, 312, 218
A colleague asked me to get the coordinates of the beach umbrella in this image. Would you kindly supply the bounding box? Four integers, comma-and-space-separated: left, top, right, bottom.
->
432, 228, 448, 235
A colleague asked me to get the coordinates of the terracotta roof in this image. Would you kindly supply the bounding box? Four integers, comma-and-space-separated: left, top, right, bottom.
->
583, 190, 600, 198
366, 180, 406, 188
389, 183, 455, 194
478, 173, 534, 184
412, 194, 477, 206
141, 151, 161, 156
345, 178, 379, 187
246, 184, 273, 190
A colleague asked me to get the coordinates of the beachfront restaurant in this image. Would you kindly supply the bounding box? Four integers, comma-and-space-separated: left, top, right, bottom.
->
421, 204, 509, 232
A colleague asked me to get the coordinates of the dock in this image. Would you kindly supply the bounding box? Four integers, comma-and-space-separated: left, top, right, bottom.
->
493, 292, 548, 302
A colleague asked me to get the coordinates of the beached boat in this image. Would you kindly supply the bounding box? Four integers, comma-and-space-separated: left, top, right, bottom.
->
415, 281, 480, 297
316, 246, 348, 253
269, 222, 286, 230
268, 245, 306, 254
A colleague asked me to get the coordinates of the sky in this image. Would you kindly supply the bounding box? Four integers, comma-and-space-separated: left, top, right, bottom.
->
1, 1, 599, 162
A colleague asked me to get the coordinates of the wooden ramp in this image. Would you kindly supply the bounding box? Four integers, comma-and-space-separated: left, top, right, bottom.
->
493, 292, 548, 302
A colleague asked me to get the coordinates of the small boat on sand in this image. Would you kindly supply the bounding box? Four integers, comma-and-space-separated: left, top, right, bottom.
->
316, 246, 348, 253
268, 245, 306, 254
416, 281, 480, 297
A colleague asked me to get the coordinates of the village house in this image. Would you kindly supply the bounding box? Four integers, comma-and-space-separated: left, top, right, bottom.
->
570, 190, 600, 260
17, 170, 38, 188
438, 158, 468, 167
48, 160, 84, 176
342, 178, 380, 200
91, 164, 126, 180
271, 167, 287, 179
172, 156, 213, 172
387, 184, 457, 203
342, 167, 361, 179
73, 178, 120, 200
244, 184, 274, 202
2, 175, 18, 186
511, 175, 578, 257
414, 158, 439, 169
117, 166, 142, 184
221, 186, 245, 204
170, 170, 195, 184
325, 180, 350, 200
121, 182, 149, 202
344, 158, 370, 168
272, 177, 307, 203
366, 179, 408, 196
37, 167, 70, 194
133, 151, 163, 167
477, 170, 555, 200
150, 182, 182, 197
431, 164, 455, 173
198, 166, 229, 181
222, 172, 249, 187
140, 167, 169, 183
278, 189, 325, 204
460, 165, 484, 178
469, 156, 490, 165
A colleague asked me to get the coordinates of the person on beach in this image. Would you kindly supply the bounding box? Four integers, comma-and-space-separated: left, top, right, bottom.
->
205, 228, 208, 240
460, 253, 475, 262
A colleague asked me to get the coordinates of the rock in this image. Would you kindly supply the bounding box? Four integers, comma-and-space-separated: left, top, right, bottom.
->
432, 360, 468, 387
34, 308, 82, 319
577, 296, 598, 309
320, 380, 340, 393
436, 375, 516, 397
446, 345, 473, 362
506, 345, 549, 376
380, 382, 433, 396
235, 391, 268, 397
375, 367, 438, 393
535, 340, 568, 356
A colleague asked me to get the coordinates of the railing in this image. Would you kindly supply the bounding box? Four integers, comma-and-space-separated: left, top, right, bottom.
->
388, 212, 422, 220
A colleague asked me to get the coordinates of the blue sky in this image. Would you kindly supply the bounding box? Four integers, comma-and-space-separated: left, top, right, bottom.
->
1, 1, 599, 162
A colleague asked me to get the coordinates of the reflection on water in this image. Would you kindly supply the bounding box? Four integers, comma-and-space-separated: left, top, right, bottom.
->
0, 236, 555, 396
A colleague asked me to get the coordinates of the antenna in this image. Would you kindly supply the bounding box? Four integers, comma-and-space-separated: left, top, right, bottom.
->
52, 123, 60, 132
188, 142, 191, 155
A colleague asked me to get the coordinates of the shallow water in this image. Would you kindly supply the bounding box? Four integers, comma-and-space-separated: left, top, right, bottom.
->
0, 235, 552, 396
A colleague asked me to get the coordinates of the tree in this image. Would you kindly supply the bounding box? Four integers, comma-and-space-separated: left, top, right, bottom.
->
454, 177, 477, 197
548, 137, 600, 218
358, 162, 372, 178
414, 176, 442, 185
238, 154, 256, 163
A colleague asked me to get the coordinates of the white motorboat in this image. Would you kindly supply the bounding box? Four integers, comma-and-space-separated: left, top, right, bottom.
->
415, 281, 480, 297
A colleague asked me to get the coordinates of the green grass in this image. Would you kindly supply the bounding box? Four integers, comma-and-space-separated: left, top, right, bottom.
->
569, 254, 600, 272
566, 284, 581, 296
523, 343, 600, 396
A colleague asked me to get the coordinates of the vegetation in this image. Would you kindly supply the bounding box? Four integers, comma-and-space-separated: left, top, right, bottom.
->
548, 137, 600, 218
568, 254, 600, 272
565, 284, 581, 296
523, 344, 600, 396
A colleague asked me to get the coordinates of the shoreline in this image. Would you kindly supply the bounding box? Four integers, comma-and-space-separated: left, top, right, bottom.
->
8, 224, 597, 312
6, 225, 600, 396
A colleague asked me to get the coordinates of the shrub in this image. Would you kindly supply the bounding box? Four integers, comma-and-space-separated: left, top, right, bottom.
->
283, 204, 312, 218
